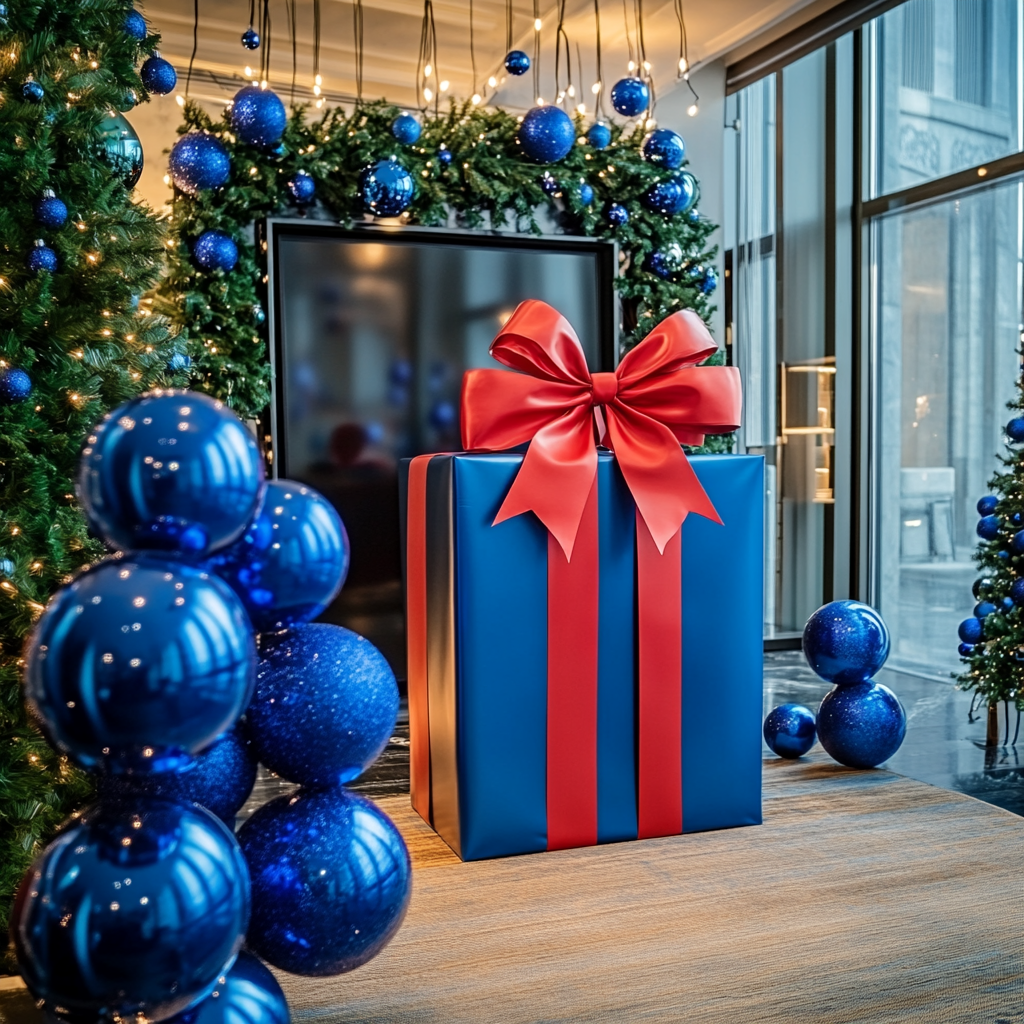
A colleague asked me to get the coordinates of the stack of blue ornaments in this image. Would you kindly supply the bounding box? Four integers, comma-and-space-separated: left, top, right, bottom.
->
12, 390, 411, 1023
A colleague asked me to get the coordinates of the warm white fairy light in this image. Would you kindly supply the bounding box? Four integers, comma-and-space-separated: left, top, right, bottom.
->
567, 84, 575, 97
471, 93, 481, 105
627, 60, 635, 71
315, 74, 322, 85
643, 60, 651, 71
440, 80, 449, 92
576, 103, 586, 114
645, 117, 656, 129
424, 86, 433, 101
175, 94, 184, 106
488, 75, 497, 87
424, 63, 432, 77
687, 102, 698, 116
592, 81, 601, 94
536, 95, 544, 105
244, 65, 253, 77
534, 17, 542, 29
678, 57, 688, 73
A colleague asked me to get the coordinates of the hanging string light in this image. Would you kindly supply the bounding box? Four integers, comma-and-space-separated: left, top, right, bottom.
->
417, 0, 440, 112
533, 0, 542, 103
258, 0, 272, 88
637, 0, 655, 125
674, 0, 699, 114
351, 0, 363, 106
591, 0, 605, 113
313, 0, 324, 105
621, 0, 635, 72
554, 0, 573, 107
185, 0, 199, 101
470, 0, 480, 104
287, 0, 298, 101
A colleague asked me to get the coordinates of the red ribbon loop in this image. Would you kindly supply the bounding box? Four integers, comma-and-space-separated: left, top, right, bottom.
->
461, 299, 742, 557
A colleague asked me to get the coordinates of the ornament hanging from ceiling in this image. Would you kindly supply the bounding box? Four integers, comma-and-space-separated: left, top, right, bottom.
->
518, 105, 575, 163
611, 76, 648, 117
242, 26, 261, 49
141, 54, 177, 95
504, 50, 530, 75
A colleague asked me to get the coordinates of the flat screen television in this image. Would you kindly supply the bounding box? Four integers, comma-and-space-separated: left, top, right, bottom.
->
265, 220, 618, 674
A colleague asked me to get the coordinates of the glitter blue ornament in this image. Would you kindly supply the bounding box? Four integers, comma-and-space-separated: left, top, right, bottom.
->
504, 49, 531, 75
287, 169, 316, 204
35, 190, 68, 228
647, 248, 679, 280
1012, 529, 1024, 553
12, 799, 250, 1024
391, 112, 422, 144
170, 132, 231, 194
518, 105, 576, 163
168, 352, 192, 372
359, 157, 414, 217
164, 951, 289, 1024
607, 202, 629, 226
974, 601, 998, 619
540, 172, 560, 196
642, 128, 685, 168
438, 146, 452, 165
699, 266, 718, 294
977, 494, 998, 516
643, 174, 689, 216
958, 642, 975, 657
1002, 596, 1014, 613
763, 703, 816, 758
586, 121, 612, 149
28, 240, 58, 273
0, 367, 32, 403
141, 54, 177, 95
79, 390, 263, 556
124, 8, 147, 40
22, 79, 44, 103
577, 182, 594, 206
241, 27, 261, 50
610, 76, 649, 117
211, 479, 349, 633
977, 515, 1001, 540
248, 624, 397, 787
238, 787, 410, 976
100, 112, 145, 189
193, 230, 239, 272
25, 555, 255, 774
230, 85, 287, 147
1006, 416, 1024, 442
958, 617, 984, 644
802, 600, 890, 685
816, 681, 906, 769
1012, 579, 1024, 604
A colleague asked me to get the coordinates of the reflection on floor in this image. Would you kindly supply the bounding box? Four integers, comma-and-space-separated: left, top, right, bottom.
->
240, 652, 1024, 824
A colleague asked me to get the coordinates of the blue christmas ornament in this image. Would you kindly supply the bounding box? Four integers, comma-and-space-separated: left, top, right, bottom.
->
586, 121, 612, 149
642, 128, 685, 168
647, 247, 681, 280
763, 704, 816, 758
193, 230, 239, 272
540, 173, 560, 196
0, 558, 13, 576
13, 799, 249, 1024
518, 105, 576, 163
287, 169, 316, 204
391, 112, 422, 144
504, 49, 531, 75
238, 787, 410, 976
100, 112, 145, 189
977, 515, 1001, 540
1002, 596, 1015, 613
1006, 416, 1024, 442
577, 182, 594, 206
816, 681, 906, 769
170, 132, 231, 194
438, 146, 452, 165
977, 494, 999, 516
643, 175, 686, 216
124, 8, 147, 39
958, 617, 984, 644
607, 202, 629, 226
164, 951, 288, 1024
0, 367, 32, 403
430, 399, 456, 429
28, 239, 58, 273
1013, 512, 1023, 526
610, 76, 649, 117
168, 352, 193, 372
230, 85, 287, 147
248, 624, 397, 787
802, 599, 890, 685
359, 157, 414, 217
241, 27, 261, 50
1013, 529, 1024, 553
35, 189, 68, 228
78, 390, 264, 557
958, 642, 975, 657
1012, 578, 1024, 604
974, 601, 998, 619
22, 79, 44, 103
699, 266, 718, 295
141, 54, 177, 95
25, 555, 255, 774
0, 3, 9, 27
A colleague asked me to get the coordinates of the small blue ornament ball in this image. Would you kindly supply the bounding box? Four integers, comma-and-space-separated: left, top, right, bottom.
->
540, 172, 560, 196
124, 8, 147, 39
22, 79, 44, 103
1012, 529, 1024, 553
241, 26, 261, 50
25, 556, 255, 774
287, 169, 316, 204
163, 951, 289, 1024
586, 121, 612, 149
238, 787, 410, 976
763, 704, 817, 758
35, 190, 68, 228
958, 642, 975, 657
677, 170, 699, 212
518, 105, 576, 163
504, 49, 531, 75
607, 202, 629, 226
1006, 416, 1024, 442
699, 265, 719, 295
974, 601, 998, 619
392, 112, 422, 144
360, 157, 414, 217
816, 681, 907, 769
1012, 578, 1024, 604
976, 515, 1001, 540
647, 249, 678, 280
230, 85, 287, 147
577, 182, 594, 206
13, 799, 250, 1024
168, 351, 193, 372
438, 146, 452, 165
1002, 596, 1015, 613
803, 600, 890, 685
248, 623, 398, 787
643, 173, 692, 216
977, 494, 998, 516
642, 128, 685, 168
28, 240, 58, 273
0, 367, 32, 403
958, 617, 984, 644
141, 54, 177, 95
193, 230, 239, 272
79, 390, 264, 557
170, 132, 231, 194
610, 76, 649, 117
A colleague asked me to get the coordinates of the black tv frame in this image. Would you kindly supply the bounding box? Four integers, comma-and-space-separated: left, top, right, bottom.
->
260, 218, 619, 480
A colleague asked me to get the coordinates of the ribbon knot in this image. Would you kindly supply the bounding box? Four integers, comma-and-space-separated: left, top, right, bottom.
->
590, 372, 618, 406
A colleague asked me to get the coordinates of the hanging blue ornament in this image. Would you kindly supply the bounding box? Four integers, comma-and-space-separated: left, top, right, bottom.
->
1002, 596, 1014, 613
230, 85, 287, 147
100, 112, 145, 189
607, 202, 629, 226
210, 479, 349, 632
168, 352, 192, 372
22, 78, 44, 103
518, 105, 576, 163
586, 121, 612, 149
391, 112, 422, 144
958, 617, 984, 644
974, 601, 998, 619
192, 230, 238, 272
170, 132, 231, 194
163, 951, 289, 1024
687, 207, 701, 223
504, 49, 531, 75
816, 681, 906, 769
977, 494, 999, 516
241, 26, 261, 50
35, 189, 68, 228
647, 245, 682, 280
238, 787, 410, 976
610, 76, 649, 117
78, 390, 264, 557
676, 170, 699, 213
763, 704, 816, 758
359, 157, 414, 217
577, 182, 594, 206
27, 239, 58, 273
0, 367, 33, 403
12, 799, 250, 1024
699, 265, 719, 294
973, 577, 995, 599
642, 128, 685, 168
287, 169, 316, 204
1012, 529, 1024, 553
248, 624, 398, 787
1006, 416, 1024, 442
1013, 512, 1023, 526
124, 8, 147, 40
252, 303, 266, 324
141, 54, 177, 95
802, 599, 890, 685
957, 642, 975, 657
976, 514, 1001, 540
643, 175, 686, 216
1012, 578, 1024, 604
25, 555, 255, 774
539, 172, 560, 196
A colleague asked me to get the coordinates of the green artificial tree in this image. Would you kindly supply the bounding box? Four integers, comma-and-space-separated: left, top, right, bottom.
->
0, 0, 185, 952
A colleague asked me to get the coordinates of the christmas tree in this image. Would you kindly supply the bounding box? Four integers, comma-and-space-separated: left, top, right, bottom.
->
0, 0, 184, 949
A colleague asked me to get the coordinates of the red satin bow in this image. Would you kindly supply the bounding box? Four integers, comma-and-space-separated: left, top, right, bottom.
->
461, 299, 743, 557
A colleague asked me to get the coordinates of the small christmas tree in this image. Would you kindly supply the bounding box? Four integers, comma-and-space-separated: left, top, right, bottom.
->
0, 0, 183, 947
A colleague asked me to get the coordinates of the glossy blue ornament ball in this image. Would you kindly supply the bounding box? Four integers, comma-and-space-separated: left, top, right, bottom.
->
230, 85, 287, 147
193, 230, 239, 272
647, 249, 678, 280
241, 26, 261, 50
1012, 529, 1024, 553
22, 79, 44, 103
577, 182, 594, 206
504, 49, 531, 75
141, 54, 177, 95
248, 623, 398, 787
28, 240, 58, 273
610, 76, 649, 117
586, 121, 612, 149
287, 169, 316, 204
25, 555, 255, 774
518, 104, 576, 164
642, 128, 685, 168
438, 146, 452, 165
392, 112, 422, 144
607, 202, 629, 226
124, 8, 147, 39
699, 265, 718, 294
360, 157, 414, 217
164, 951, 289, 1024
100, 112, 145, 189
168, 351, 193, 372
1002, 595, 1015, 613
35, 190, 68, 228
12, 799, 250, 1024
238, 787, 410, 976
643, 173, 692, 216
974, 600, 997, 619
976, 514, 1001, 540
1006, 416, 1024, 442
977, 494, 998, 516
958, 642, 975, 657
958, 617, 984, 644
540, 173, 560, 196
803, 599, 890, 685
763, 704, 817, 758
78, 390, 264, 557
170, 132, 231, 194
0, 367, 32, 403
816, 681, 907, 769
1011, 578, 1024, 604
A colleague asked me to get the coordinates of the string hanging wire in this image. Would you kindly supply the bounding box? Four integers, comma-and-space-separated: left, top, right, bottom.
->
575, 41, 584, 112
621, 0, 634, 69
636, 0, 654, 117
417, 0, 440, 114
554, 0, 572, 105
470, 0, 478, 100
312, 0, 323, 103
288, 0, 298, 102
352, 0, 364, 105
505, 0, 514, 54
260, 0, 272, 83
592, 0, 604, 116
186, 0, 199, 96
674, 0, 699, 110
533, 0, 541, 101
